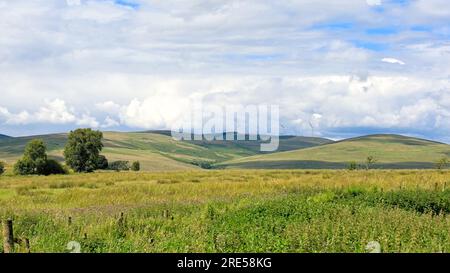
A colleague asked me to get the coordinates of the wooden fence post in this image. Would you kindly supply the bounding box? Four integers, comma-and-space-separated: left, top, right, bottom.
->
2, 219, 14, 253
25, 238, 31, 253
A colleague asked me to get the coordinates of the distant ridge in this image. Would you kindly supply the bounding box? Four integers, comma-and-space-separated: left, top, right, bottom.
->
219, 134, 450, 169
0, 134, 11, 139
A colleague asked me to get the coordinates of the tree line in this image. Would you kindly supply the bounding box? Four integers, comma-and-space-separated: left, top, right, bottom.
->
0, 128, 140, 176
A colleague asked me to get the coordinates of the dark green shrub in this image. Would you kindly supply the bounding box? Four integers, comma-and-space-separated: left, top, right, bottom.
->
97, 155, 109, 170
108, 161, 130, 172
0, 161, 5, 175
41, 159, 68, 175
131, 161, 140, 172
14, 157, 35, 175
347, 162, 358, 170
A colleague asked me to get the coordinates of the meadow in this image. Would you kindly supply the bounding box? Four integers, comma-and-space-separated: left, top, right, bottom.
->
0, 169, 449, 253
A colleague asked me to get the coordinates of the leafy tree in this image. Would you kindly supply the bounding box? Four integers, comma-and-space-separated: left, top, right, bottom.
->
365, 156, 377, 170
14, 139, 66, 175
24, 139, 47, 162
0, 161, 5, 175
131, 161, 140, 172
436, 157, 449, 170
64, 129, 104, 173
14, 139, 48, 175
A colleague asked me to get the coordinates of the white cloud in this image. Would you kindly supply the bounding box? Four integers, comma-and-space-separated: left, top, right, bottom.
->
381, 58, 406, 65
0, 99, 99, 127
76, 113, 100, 128
35, 99, 76, 124
0, 0, 449, 140
95, 101, 122, 115
366, 0, 382, 6
101, 116, 120, 128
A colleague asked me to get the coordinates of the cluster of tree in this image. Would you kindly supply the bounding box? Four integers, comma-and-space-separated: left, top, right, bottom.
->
108, 160, 140, 172
12, 128, 141, 176
347, 156, 377, 171
191, 160, 213, 169
14, 140, 67, 175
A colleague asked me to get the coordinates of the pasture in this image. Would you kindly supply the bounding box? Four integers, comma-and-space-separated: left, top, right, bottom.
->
0, 170, 449, 253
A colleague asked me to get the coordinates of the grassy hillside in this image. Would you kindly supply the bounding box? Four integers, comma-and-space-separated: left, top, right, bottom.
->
0, 131, 331, 171
220, 134, 450, 169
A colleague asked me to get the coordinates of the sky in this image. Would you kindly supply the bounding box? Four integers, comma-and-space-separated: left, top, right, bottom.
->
0, 0, 449, 142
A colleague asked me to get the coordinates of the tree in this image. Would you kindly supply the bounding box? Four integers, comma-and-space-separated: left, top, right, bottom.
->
365, 156, 377, 170
436, 157, 449, 170
0, 161, 5, 175
14, 139, 48, 175
64, 129, 104, 173
131, 161, 140, 172
14, 139, 66, 175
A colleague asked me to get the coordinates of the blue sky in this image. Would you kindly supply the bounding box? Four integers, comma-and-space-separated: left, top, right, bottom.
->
0, 0, 449, 142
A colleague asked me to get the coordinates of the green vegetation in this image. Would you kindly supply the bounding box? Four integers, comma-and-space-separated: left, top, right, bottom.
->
436, 157, 449, 170
108, 161, 130, 172
0, 161, 4, 175
221, 135, 450, 169
131, 161, 140, 172
64, 129, 104, 173
0, 170, 448, 253
13, 139, 66, 176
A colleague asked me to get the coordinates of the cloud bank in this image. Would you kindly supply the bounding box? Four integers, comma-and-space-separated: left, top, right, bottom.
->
0, 0, 449, 142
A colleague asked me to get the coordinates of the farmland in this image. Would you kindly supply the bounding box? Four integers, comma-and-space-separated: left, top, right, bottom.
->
0, 170, 449, 253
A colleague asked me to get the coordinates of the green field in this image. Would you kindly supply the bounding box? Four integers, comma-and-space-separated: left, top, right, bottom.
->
0, 170, 449, 253
220, 135, 450, 169
1, 131, 449, 253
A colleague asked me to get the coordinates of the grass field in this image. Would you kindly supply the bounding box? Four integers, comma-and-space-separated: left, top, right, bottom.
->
0, 170, 449, 253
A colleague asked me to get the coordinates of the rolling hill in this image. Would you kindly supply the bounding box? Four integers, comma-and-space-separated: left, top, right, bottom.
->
0, 131, 331, 171
0, 134, 11, 139
219, 134, 450, 169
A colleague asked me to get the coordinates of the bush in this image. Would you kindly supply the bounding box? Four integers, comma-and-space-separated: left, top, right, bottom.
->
347, 162, 358, 171
97, 155, 109, 170
41, 159, 68, 175
108, 161, 130, 172
131, 161, 140, 172
0, 161, 5, 175
14, 157, 36, 175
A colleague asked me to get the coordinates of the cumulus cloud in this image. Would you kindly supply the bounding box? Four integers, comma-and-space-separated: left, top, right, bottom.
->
101, 116, 120, 128
0, 99, 99, 127
0, 0, 449, 141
